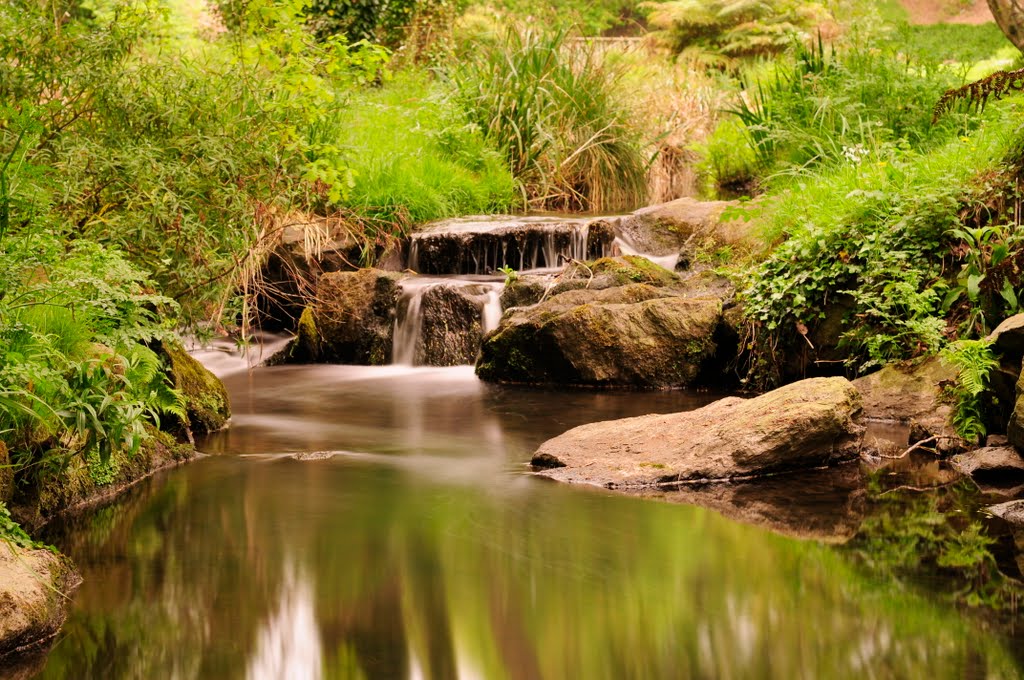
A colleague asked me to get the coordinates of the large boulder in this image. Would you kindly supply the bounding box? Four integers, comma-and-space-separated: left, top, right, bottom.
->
532, 377, 864, 486
852, 356, 965, 454
0, 543, 79, 660
477, 284, 722, 387
498, 256, 683, 309
616, 197, 756, 265
161, 341, 231, 435
285, 269, 403, 365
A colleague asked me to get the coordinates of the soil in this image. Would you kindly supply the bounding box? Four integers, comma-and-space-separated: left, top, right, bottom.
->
900, 0, 994, 25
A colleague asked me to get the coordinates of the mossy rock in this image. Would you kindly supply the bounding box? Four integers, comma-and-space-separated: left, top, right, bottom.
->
477, 283, 722, 387
11, 427, 195, 531
0, 542, 80, 660
161, 340, 231, 434
576, 256, 680, 287
282, 269, 403, 365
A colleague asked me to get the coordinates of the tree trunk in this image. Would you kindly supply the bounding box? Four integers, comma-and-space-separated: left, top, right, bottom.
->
988, 0, 1024, 52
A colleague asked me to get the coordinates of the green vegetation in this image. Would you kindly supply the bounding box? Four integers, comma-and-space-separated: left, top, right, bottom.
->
455, 29, 648, 212
643, 0, 830, 63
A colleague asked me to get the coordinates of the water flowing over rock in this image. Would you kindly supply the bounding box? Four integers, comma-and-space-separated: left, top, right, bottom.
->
392, 277, 503, 366
408, 216, 617, 275
532, 377, 864, 487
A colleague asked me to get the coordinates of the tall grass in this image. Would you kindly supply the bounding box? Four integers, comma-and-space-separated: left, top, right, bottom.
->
455, 29, 648, 213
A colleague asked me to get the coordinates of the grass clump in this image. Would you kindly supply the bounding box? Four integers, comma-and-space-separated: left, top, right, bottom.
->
338, 73, 518, 228
455, 28, 648, 212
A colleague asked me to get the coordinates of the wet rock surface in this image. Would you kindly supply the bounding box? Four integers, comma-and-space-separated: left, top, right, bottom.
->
409, 215, 616, 275
479, 260, 736, 388
400, 283, 492, 366
950, 447, 1024, 481
532, 377, 864, 486
852, 356, 965, 454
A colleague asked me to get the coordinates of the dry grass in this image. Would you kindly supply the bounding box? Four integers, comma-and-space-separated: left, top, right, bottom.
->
610, 48, 733, 202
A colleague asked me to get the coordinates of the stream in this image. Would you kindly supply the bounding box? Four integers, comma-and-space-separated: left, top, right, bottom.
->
26, 345, 1024, 679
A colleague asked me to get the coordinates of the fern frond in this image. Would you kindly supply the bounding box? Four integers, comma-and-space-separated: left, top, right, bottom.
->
933, 67, 1024, 123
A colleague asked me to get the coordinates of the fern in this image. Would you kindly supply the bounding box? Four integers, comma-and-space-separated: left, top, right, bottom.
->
941, 339, 999, 444
933, 67, 1024, 123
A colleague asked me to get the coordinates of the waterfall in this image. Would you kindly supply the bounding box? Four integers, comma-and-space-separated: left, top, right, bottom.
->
392, 278, 505, 366
407, 216, 614, 275
393, 281, 432, 366
481, 288, 502, 334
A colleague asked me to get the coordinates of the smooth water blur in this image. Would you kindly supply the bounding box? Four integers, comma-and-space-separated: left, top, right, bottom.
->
31, 365, 1024, 679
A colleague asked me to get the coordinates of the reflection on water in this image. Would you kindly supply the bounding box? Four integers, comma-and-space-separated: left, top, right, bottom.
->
247, 562, 322, 680
28, 365, 1024, 679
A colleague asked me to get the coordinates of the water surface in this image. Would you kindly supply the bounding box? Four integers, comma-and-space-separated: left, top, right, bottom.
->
31, 364, 1024, 679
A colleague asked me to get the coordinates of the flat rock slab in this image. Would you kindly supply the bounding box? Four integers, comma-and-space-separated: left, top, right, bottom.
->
532, 377, 864, 487
950, 446, 1024, 480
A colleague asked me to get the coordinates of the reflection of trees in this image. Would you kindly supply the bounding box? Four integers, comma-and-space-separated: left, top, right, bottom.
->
38, 458, 1024, 679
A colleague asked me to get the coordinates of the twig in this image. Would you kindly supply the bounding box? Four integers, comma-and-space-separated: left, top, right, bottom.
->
867, 435, 953, 460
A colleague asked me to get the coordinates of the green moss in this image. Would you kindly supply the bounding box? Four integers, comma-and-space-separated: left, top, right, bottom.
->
27, 426, 193, 528
584, 256, 679, 287
295, 306, 320, 361
160, 341, 230, 434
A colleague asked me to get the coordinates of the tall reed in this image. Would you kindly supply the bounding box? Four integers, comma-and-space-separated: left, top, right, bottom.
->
455, 29, 648, 213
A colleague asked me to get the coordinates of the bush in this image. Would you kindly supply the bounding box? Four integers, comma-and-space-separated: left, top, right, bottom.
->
737, 104, 1021, 386
728, 39, 967, 179
455, 29, 648, 212
643, 0, 829, 62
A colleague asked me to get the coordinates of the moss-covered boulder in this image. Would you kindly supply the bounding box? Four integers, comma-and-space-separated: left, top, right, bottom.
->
0, 543, 80, 661
285, 269, 403, 365
532, 377, 864, 486
0, 442, 11, 504
1007, 369, 1024, 452
161, 341, 231, 434
477, 284, 723, 387
11, 428, 195, 531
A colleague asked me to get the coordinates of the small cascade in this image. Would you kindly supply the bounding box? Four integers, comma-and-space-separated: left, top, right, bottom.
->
408, 216, 617, 275
392, 282, 430, 366
392, 277, 505, 366
481, 288, 502, 334
613, 234, 680, 271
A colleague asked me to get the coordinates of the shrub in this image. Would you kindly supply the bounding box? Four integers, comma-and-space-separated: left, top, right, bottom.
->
737, 104, 1020, 386
642, 0, 829, 62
